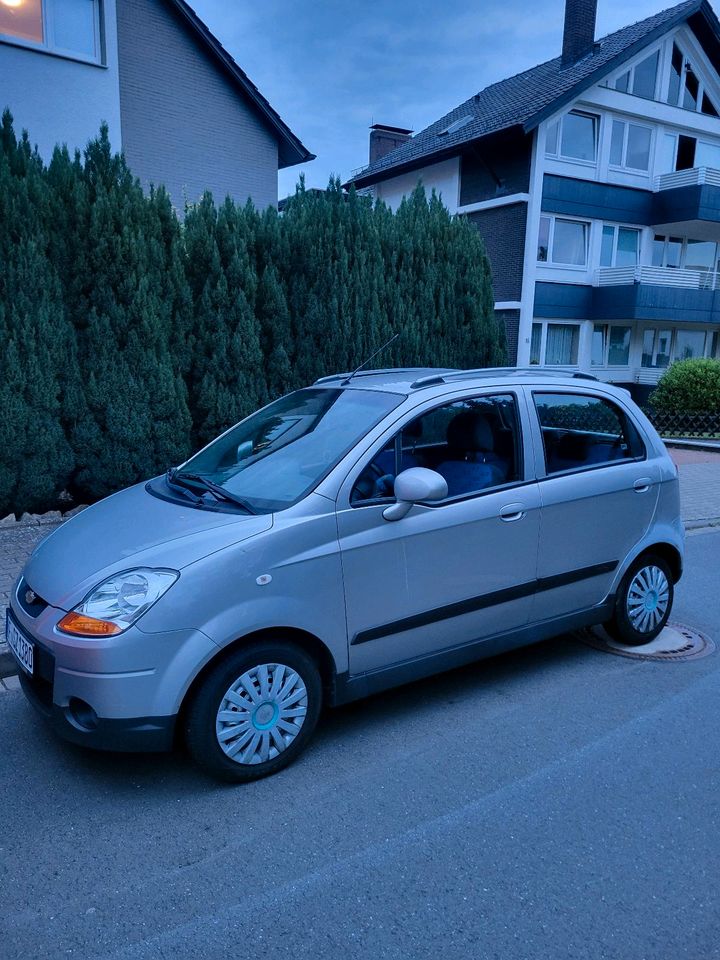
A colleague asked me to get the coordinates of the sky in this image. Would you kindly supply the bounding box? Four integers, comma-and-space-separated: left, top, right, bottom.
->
188, 0, 700, 197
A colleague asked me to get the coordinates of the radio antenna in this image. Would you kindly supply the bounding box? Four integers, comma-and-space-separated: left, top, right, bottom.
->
342, 333, 400, 385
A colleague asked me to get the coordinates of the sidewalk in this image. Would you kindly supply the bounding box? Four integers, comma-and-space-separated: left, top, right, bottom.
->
1, 457, 719, 675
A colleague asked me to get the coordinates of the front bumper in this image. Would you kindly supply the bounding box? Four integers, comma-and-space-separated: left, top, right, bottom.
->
7, 597, 219, 754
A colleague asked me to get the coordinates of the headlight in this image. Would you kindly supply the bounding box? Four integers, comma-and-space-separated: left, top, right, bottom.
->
57, 568, 179, 637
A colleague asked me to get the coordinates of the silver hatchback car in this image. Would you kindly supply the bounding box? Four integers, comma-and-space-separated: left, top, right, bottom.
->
7, 368, 683, 781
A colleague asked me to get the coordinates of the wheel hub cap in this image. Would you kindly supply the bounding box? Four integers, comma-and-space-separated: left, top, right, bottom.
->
627, 565, 669, 633
215, 662, 308, 765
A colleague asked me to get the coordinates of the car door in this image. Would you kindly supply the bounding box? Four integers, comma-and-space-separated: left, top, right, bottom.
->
527, 387, 661, 621
335, 390, 542, 676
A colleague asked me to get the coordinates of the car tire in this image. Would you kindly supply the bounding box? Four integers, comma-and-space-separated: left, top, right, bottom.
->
603, 553, 674, 647
184, 641, 322, 783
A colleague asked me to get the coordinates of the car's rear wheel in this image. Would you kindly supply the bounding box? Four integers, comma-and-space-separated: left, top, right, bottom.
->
185, 641, 322, 782
604, 554, 673, 647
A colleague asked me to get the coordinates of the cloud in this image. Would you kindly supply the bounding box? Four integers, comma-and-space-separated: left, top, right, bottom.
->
187, 0, 707, 196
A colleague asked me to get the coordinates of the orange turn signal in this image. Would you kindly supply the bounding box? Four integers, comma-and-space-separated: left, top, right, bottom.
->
57, 612, 122, 637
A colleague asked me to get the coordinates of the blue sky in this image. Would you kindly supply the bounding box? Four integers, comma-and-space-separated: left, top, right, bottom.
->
189, 0, 692, 197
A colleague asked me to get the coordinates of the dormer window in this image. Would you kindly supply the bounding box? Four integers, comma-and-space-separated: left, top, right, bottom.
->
0, 0, 101, 63
546, 111, 598, 163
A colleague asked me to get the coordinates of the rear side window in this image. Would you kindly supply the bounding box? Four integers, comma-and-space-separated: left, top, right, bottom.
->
534, 392, 645, 475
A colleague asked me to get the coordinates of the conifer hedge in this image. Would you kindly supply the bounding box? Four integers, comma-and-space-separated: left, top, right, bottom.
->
0, 111, 505, 516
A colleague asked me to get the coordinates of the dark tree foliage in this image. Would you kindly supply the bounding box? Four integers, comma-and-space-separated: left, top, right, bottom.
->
0, 110, 74, 515
0, 115, 502, 515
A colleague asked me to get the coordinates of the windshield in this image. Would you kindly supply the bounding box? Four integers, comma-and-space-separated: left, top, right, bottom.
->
174, 388, 402, 513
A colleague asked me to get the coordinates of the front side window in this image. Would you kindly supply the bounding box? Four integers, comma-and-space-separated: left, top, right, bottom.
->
534, 393, 644, 475
609, 120, 652, 171
0, 0, 101, 61
546, 111, 598, 162
175, 387, 402, 514
538, 216, 588, 266
351, 395, 521, 504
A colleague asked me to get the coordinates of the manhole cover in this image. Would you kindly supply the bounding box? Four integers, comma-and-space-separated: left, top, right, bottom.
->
578, 622, 715, 662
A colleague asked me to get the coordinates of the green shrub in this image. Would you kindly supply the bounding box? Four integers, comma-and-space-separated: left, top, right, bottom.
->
649, 358, 720, 412
0, 113, 504, 515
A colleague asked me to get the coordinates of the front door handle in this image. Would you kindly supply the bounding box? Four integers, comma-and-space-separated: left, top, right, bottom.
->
499, 502, 525, 522
633, 477, 653, 493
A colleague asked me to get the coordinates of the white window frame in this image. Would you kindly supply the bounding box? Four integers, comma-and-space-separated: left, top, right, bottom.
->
0, 0, 103, 66
530, 321, 582, 368
545, 111, 600, 166
537, 215, 590, 269
665, 38, 720, 116
608, 119, 654, 173
600, 224, 642, 269
613, 48, 661, 101
591, 323, 633, 368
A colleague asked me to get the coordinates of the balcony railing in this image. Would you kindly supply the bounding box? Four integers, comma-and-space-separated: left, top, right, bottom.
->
594, 265, 720, 288
653, 166, 720, 191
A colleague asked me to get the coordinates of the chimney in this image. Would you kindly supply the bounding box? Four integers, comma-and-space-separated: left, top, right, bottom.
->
561, 0, 598, 67
369, 124, 413, 164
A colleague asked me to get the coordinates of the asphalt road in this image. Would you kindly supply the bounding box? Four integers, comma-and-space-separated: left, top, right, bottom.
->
2, 530, 719, 960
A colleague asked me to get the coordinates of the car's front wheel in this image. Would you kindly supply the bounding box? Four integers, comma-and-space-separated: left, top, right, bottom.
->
184, 641, 322, 782
604, 553, 674, 647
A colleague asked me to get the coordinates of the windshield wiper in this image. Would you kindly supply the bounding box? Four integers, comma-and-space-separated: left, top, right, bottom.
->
165, 469, 205, 504
169, 470, 256, 514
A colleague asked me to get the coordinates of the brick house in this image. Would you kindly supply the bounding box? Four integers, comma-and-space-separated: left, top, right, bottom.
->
347, 0, 720, 398
0, 0, 313, 209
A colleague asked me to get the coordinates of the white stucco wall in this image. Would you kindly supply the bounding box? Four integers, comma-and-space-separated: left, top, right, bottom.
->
369, 157, 460, 212
0, 0, 121, 157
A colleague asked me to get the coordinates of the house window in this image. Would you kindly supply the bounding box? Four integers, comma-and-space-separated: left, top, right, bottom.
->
537, 216, 589, 266
546, 111, 598, 163
641, 328, 673, 368
615, 50, 659, 100
600, 225, 641, 268
609, 120, 652, 171
0, 0, 43, 42
592, 324, 632, 366
545, 324, 579, 365
666, 41, 719, 116
0, 0, 101, 61
531, 322, 580, 366
652, 236, 718, 272
675, 329, 706, 360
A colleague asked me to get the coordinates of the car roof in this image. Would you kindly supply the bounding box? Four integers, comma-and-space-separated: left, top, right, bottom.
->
313, 367, 626, 398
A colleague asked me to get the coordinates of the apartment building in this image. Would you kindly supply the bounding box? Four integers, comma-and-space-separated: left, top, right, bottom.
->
347, 0, 720, 398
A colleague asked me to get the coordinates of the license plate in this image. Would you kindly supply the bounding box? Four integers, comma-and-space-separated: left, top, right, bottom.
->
5, 613, 34, 676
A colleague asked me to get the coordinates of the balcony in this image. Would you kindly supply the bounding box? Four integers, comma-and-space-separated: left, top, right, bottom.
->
652, 167, 720, 237
595, 265, 720, 289
592, 265, 720, 324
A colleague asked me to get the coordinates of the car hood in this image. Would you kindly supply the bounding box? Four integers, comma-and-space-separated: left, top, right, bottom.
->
23, 481, 272, 610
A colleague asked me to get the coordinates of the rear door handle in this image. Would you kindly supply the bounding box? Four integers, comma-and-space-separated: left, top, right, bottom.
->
633, 477, 653, 493
499, 502, 525, 522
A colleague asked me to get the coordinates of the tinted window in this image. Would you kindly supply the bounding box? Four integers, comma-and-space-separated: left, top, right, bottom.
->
534, 393, 644, 474
352, 394, 521, 503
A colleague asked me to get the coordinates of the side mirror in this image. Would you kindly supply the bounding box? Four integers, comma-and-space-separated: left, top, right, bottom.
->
383, 467, 448, 521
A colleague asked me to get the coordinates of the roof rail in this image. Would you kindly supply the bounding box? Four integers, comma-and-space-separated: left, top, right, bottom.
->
314, 367, 453, 385
410, 367, 599, 388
